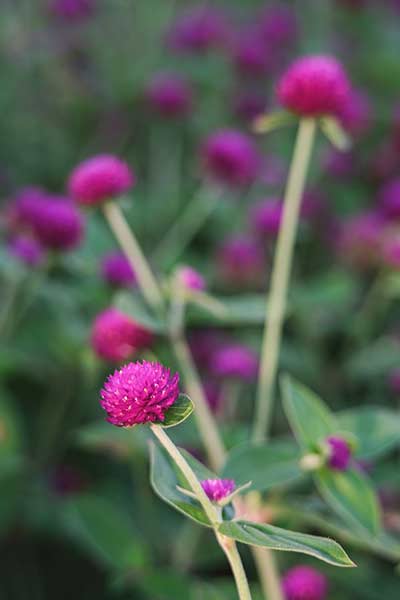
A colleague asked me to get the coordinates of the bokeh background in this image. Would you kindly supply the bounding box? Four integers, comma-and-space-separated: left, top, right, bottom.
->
1, 1, 400, 599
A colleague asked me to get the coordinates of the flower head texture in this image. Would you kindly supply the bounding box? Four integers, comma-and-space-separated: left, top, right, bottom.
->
100, 360, 180, 426
282, 565, 328, 600
201, 478, 236, 502
146, 72, 193, 118
378, 177, 400, 219
251, 198, 283, 236
91, 308, 153, 362
202, 129, 260, 187
8, 235, 44, 267
178, 266, 206, 291
100, 252, 136, 287
69, 154, 135, 206
277, 55, 350, 117
49, 0, 95, 21
166, 6, 228, 53
212, 343, 259, 381
32, 196, 84, 251
326, 435, 352, 471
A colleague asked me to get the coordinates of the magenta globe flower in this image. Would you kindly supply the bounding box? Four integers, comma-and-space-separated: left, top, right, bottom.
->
166, 6, 228, 53
212, 343, 259, 381
145, 72, 193, 118
201, 478, 236, 502
178, 266, 206, 292
100, 360, 179, 427
218, 235, 265, 286
69, 154, 135, 206
49, 0, 95, 21
378, 177, 400, 219
32, 196, 84, 251
100, 252, 136, 288
251, 198, 283, 237
91, 308, 153, 362
8, 235, 44, 267
202, 129, 260, 187
326, 435, 352, 471
277, 55, 351, 117
282, 565, 328, 600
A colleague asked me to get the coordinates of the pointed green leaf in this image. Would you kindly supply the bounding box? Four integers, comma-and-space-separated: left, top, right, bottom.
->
281, 376, 337, 450
337, 407, 400, 459
149, 442, 212, 527
218, 520, 355, 567
253, 110, 296, 134
315, 467, 381, 536
320, 117, 351, 151
154, 394, 194, 428
222, 439, 303, 492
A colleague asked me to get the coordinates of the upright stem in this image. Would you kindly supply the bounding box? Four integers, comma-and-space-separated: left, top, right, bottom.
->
252, 547, 284, 600
102, 202, 164, 311
217, 533, 253, 600
252, 118, 317, 443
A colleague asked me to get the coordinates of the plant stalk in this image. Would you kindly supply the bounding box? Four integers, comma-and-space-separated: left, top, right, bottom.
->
217, 533, 253, 600
252, 118, 317, 443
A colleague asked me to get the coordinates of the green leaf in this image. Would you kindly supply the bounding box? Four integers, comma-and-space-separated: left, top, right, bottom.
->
320, 117, 352, 151
155, 394, 194, 428
337, 407, 400, 459
222, 439, 303, 492
114, 290, 166, 333
315, 467, 381, 536
281, 376, 337, 450
218, 520, 355, 567
149, 442, 212, 527
253, 110, 296, 134
187, 294, 267, 327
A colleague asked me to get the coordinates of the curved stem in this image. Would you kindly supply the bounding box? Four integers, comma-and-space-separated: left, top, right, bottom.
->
252, 118, 317, 443
102, 202, 164, 311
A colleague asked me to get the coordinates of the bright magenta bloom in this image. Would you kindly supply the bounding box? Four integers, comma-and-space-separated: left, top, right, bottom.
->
202, 129, 260, 187
277, 55, 350, 117
282, 565, 328, 600
69, 154, 135, 206
201, 478, 235, 502
100, 252, 136, 288
146, 72, 193, 118
100, 360, 179, 427
178, 266, 206, 291
326, 435, 352, 471
91, 308, 153, 362
33, 196, 84, 251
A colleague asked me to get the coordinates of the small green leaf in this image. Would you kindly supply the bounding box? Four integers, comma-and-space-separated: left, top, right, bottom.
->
218, 520, 355, 567
253, 110, 296, 134
281, 376, 337, 450
320, 117, 352, 151
315, 467, 381, 536
222, 439, 303, 492
149, 442, 212, 527
155, 394, 194, 428
337, 407, 400, 459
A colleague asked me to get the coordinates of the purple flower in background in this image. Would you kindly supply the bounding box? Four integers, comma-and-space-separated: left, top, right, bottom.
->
388, 368, 400, 393
203, 381, 221, 413
9, 187, 48, 230
277, 55, 351, 117
323, 148, 354, 179
259, 4, 298, 48
382, 238, 400, 269
8, 235, 44, 267
32, 196, 84, 251
201, 478, 236, 502
212, 343, 259, 381
166, 6, 229, 53
178, 266, 206, 292
69, 154, 135, 206
101, 252, 136, 288
233, 90, 267, 121
218, 235, 265, 285
189, 329, 225, 370
378, 177, 400, 219
145, 72, 193, 118
300, 190, 326, 222
259, 155, 286, 187
100, 361, 179, 427
326, 435, 352, 471
91, 308, 153, 362
202, 129, 260, 187
337, 211, 385, 269
251, 198, 283, 237
231, 29, 272, 77
337, 88, 371, 135
282, 565, 328, 600
49, 0, 95, 21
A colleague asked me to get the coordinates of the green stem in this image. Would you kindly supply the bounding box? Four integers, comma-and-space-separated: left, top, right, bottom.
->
102, 202, 164, 312
217, 533, 253, 600
252, 547, 284, 600
252, 118, 317, 443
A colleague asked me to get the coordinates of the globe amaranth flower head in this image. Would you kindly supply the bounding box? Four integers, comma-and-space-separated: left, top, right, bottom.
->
100, 252, 136, 288
177, 266, 206, 292
212, 343, 259, 381
202, 129, 260, 187
325, 435, 352, 471
8, 235, 44, 267
166, 6, 229, 53
378, 177, 400, 219
100, 360, 179, 426
282, 565, 328, 600
31, 196, 85, 251
277, 55, 351, 117
145, 72, 193, 118
68, 154, 135, 206
217, 235, 265, 286
49, 0, 95, 21
251, 198, 283, 237
91, 308, 153, 362
201, 478, 236, 502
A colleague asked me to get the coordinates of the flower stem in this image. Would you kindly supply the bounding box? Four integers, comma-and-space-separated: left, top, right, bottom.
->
217, 533, 253, 600
102, 201, 164, 312
252, 117, 317, 443
252, 547, 284, 600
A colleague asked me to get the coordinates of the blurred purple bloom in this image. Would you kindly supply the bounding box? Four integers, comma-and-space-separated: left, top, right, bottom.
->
338, 88, 372, 135
8, 235, 44, 267
378, 177, 400, 219
259, 4, 298, 48
32, 196, 84, 251
49, 0, 95, 21
231, 28, 272, 77
189, 329, 224, 370
337, 211, 385, 269
201, 478, 235, 502
166, 6, 229, 53
326, 435, 352, 471
323, 148, 354, 179
217, 235, 265, 285
233, 90, 267, 121
101, 252, 136, 288
212, 343, 259, 381
251, 198, 283, 237
145, 72, 193, 118
382, 238, 400, 269
282, 565, 328, 600
388, 368, 400, 393
178, 266, 206, 292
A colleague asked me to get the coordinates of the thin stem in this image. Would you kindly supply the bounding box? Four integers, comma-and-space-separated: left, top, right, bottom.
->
252, 118, 317, 443
102, 202, 164, 311
217, 533, 253, 600
252, 547, 284, 600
